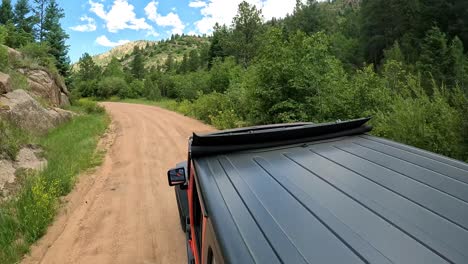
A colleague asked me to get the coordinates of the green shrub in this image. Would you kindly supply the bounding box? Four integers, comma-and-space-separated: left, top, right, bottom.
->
9, 71, 29, 91
156, 99, 180, 112
109, 96, 120, 102
210, 109, 242, 129
373, 87, 466, 160
191, 92, 232, 123
128, 80, 144, 98
76, 98, 105, 114
0, 45, 8, 71
16, 175, 58, 243
97, 77, 128, 99
176, 99, 193, 116
143, 78, 161, 101
0, 25, 6, 45
18, 43, 57, 72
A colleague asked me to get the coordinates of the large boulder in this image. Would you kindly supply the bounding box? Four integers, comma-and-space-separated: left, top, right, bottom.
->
18, 68, 70, 107
1, 146, 47, 200
6, 46, 21, 63
0, 72, 12, 94
60, 92, 70, 107
0, 90, 73, 134
0, 159, 15, 191
15, 147, 47, 171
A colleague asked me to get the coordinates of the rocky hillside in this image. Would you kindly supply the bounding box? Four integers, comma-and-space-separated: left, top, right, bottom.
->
0, 46, 76, 199
91, 40, 157, 67
89, 35, 210, 69
0, 46, 73, 134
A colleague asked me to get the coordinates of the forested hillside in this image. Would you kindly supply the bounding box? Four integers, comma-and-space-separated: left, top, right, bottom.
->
90, 40, 157, 67
72, 0, 468, 161
86, 36, 210, 69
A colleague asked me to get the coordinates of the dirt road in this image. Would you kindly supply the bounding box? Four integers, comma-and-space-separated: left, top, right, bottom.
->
22, 102, 214, 264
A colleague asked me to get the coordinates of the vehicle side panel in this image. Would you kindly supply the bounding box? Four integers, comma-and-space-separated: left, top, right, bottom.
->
201, 218, 224, 264
188, 166, 201, 264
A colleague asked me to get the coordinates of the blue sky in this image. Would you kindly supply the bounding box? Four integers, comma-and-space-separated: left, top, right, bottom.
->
37, 0, 303, 62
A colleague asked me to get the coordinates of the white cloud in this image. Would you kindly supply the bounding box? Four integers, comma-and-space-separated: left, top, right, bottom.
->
146, 28, 160, 37
192, 0, 305, 34
145, 1, 185, 35
262, 0, 299, 20
189, 1, 206, 8
96, 35, 130, 47
70, 15, 97, 32
89, 0, 152, 33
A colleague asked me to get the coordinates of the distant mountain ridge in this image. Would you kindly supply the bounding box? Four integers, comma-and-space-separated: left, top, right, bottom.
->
86, 36, 210, 69
91, 40, 157, 67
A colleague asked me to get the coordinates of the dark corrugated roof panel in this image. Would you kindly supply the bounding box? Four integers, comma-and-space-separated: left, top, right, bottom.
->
194, 135, 468, 264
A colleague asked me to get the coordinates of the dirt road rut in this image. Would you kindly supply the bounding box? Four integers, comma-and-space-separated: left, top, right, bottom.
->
22, 102, 214, 264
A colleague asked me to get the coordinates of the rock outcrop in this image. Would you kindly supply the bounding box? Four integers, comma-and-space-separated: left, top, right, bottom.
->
15, 147, 47, 171
0, 159, 15, 191
19, 68, 70, 107
0, 72, 12, 94
0, 146, 47, 200
0, 90, 74, 134
6, 46, 21, 62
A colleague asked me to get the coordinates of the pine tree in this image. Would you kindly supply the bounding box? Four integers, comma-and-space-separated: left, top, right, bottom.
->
449, 37, 466, 88
130, 47, 145, 79
178, 53, 188, 74
143, 76, 161, 100
0, 0, 14, 24
164, 54, 175, 72
14, 0, 34, 34
231, 1, 263, 67
361, 0, 421, 65
77, 53, 101, 80
0, 24, 6, 44
43, 0, 69, 76
187, 50, 200, 72
284, 0, 322, 35
421, 0, 468, 50
383, 41, 405, 63
208, 23, 229, 66
103, 57, 124, 78
33, 0, 49, 41
417, 27, 450, 90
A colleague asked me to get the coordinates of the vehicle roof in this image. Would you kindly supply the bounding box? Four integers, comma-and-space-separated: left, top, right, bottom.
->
193, 134, 468, 264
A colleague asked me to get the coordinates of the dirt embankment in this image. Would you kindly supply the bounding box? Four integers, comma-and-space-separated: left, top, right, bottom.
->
22, 102, 214, 264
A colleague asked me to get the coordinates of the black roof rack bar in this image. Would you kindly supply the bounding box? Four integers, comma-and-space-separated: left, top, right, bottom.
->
190, 117, 372, 157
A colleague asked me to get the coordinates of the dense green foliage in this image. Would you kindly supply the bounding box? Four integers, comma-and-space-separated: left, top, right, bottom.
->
0, 102, 108, 264
73, 0, 467, 161
0, 0, 69, 77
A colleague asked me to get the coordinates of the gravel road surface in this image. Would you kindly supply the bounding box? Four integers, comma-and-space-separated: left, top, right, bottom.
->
22, 102, 214, 264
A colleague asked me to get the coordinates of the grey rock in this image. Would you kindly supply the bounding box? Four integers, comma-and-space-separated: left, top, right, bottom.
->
6, 46, 21, 63
0, 159, 15, 190
60, 92, 71, 107
0, 90, 73, 134
0, 72, 12, 94
16, 147, 47, 171
19, 68, 70, 107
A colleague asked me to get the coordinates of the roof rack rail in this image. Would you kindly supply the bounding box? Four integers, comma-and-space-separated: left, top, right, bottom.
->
190, 117, 372, 157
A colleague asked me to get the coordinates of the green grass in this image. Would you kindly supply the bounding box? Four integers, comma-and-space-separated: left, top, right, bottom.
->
0, 120, 32, 160
0, 106, 109, 264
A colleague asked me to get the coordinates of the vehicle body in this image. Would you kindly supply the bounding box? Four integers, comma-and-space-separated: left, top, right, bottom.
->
167, 118, 468, 264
